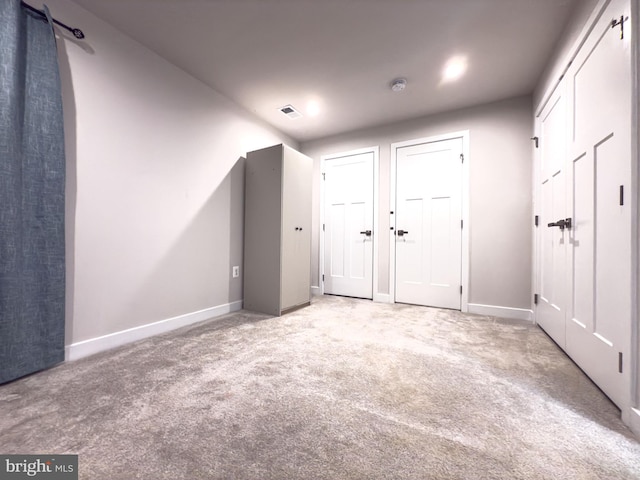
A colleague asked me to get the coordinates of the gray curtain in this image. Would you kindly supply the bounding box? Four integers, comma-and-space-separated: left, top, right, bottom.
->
0, 0, 66, 383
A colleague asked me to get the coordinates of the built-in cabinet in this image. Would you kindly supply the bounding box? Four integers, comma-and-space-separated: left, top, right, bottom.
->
243, 144, 312, 316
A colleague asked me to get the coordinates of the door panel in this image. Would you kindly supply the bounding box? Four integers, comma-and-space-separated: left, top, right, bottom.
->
323, 152, 374, 299
349, 202, 367, 279
330, 204, 346, 277
395, 137, 462, 309
564, 0, 631, 408
570, 152, 593, 330
537, 88, 567, 347
398, 198, 423, 285
430, 197, 452, 285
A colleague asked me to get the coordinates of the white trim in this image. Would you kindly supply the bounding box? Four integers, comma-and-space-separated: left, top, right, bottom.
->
461, 133, 470, 313
631, 0, 640, 426
373, 293, 391, 304
311, 285, 322, 296
389, 130, 470, 312
373, 147, 381, 300
627, 408, 640, 438
320, 146, 380, 299
467, 303, 534, 322
65, 301, 243, 361
532, 107, 541, 325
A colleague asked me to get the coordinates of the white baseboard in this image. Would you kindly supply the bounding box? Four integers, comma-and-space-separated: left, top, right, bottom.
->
373, 293, 391, 303
311, 286, 322, 296
626, 408, 640, 438
467, 303, 533, 322
65, 300, 243, 361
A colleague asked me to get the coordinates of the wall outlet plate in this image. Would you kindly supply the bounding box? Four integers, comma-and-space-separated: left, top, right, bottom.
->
232, 266, 240, 278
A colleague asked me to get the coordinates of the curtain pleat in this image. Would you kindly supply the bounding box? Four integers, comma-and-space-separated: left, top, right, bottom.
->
0, 0, 66, 383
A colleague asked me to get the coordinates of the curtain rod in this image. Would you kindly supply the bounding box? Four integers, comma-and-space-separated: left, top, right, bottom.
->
21, 2, 85, 39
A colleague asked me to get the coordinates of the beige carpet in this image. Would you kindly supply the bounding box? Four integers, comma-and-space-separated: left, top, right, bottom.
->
1, 295, 639, 479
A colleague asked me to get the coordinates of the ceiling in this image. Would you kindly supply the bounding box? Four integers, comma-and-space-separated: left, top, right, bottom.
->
72, 0, 578, 143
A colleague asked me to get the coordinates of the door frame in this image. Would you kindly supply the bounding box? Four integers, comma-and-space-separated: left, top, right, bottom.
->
632, 0, 640, 435
319, 146, 380, 300
389, 131, 470, 311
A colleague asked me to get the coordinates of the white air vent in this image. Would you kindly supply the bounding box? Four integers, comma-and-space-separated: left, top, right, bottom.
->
279, 104, 302, 119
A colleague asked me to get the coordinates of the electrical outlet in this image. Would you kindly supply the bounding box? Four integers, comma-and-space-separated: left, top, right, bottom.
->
232, 266, 240, 278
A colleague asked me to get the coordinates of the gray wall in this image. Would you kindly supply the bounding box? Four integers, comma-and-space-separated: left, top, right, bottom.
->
302, 95, 533, 310
48, 0, 296, 346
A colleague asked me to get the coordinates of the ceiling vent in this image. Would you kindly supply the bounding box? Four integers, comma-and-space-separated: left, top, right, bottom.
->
279, 104, 303, 119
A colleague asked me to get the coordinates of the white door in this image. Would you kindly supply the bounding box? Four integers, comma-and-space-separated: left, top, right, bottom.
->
534, 0, 631, 408
536, 86, 568, 347
323, 151, 374, 299
564, 0, 631, 408
395, 137, 463, 309
281, 147, 312, 311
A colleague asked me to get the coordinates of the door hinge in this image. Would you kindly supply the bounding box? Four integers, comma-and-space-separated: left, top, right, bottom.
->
534, 215, 539, 227
323, 223, 325, 232
459, 285, 463, 295
611, 15, 629, 40
620, 185, 624, 206
322, 172, 326, 181
461, 220, 463, 229
322, 274, 325, 282
460, 154, 464, 163
618, 352, 624, 373
534, 293, 538, 305
531, 136, 539, 148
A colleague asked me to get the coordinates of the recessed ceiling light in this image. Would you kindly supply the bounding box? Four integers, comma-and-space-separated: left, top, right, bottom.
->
306, 100, 321, 117
442, 56, 467, 83
391, 78, 407, 92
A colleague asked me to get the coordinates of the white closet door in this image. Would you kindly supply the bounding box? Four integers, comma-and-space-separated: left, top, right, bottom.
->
536, 85, 568, 348
564, 0, 631, 408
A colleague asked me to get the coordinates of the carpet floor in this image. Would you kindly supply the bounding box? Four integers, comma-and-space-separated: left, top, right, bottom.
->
1, 295, 639, 479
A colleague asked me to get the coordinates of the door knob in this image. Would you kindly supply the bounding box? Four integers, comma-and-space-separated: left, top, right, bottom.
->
547, 220, 565, 230
547, 218, 572, 230
359, 230, 372, 237
397, 229, 409, 236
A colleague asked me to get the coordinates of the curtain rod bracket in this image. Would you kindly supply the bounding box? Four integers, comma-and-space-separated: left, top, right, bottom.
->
21, 2, 85, 39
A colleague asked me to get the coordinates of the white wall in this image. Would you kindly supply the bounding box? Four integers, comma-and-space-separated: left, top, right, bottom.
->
46, 0, 295, 355
302, 95, 533, 312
